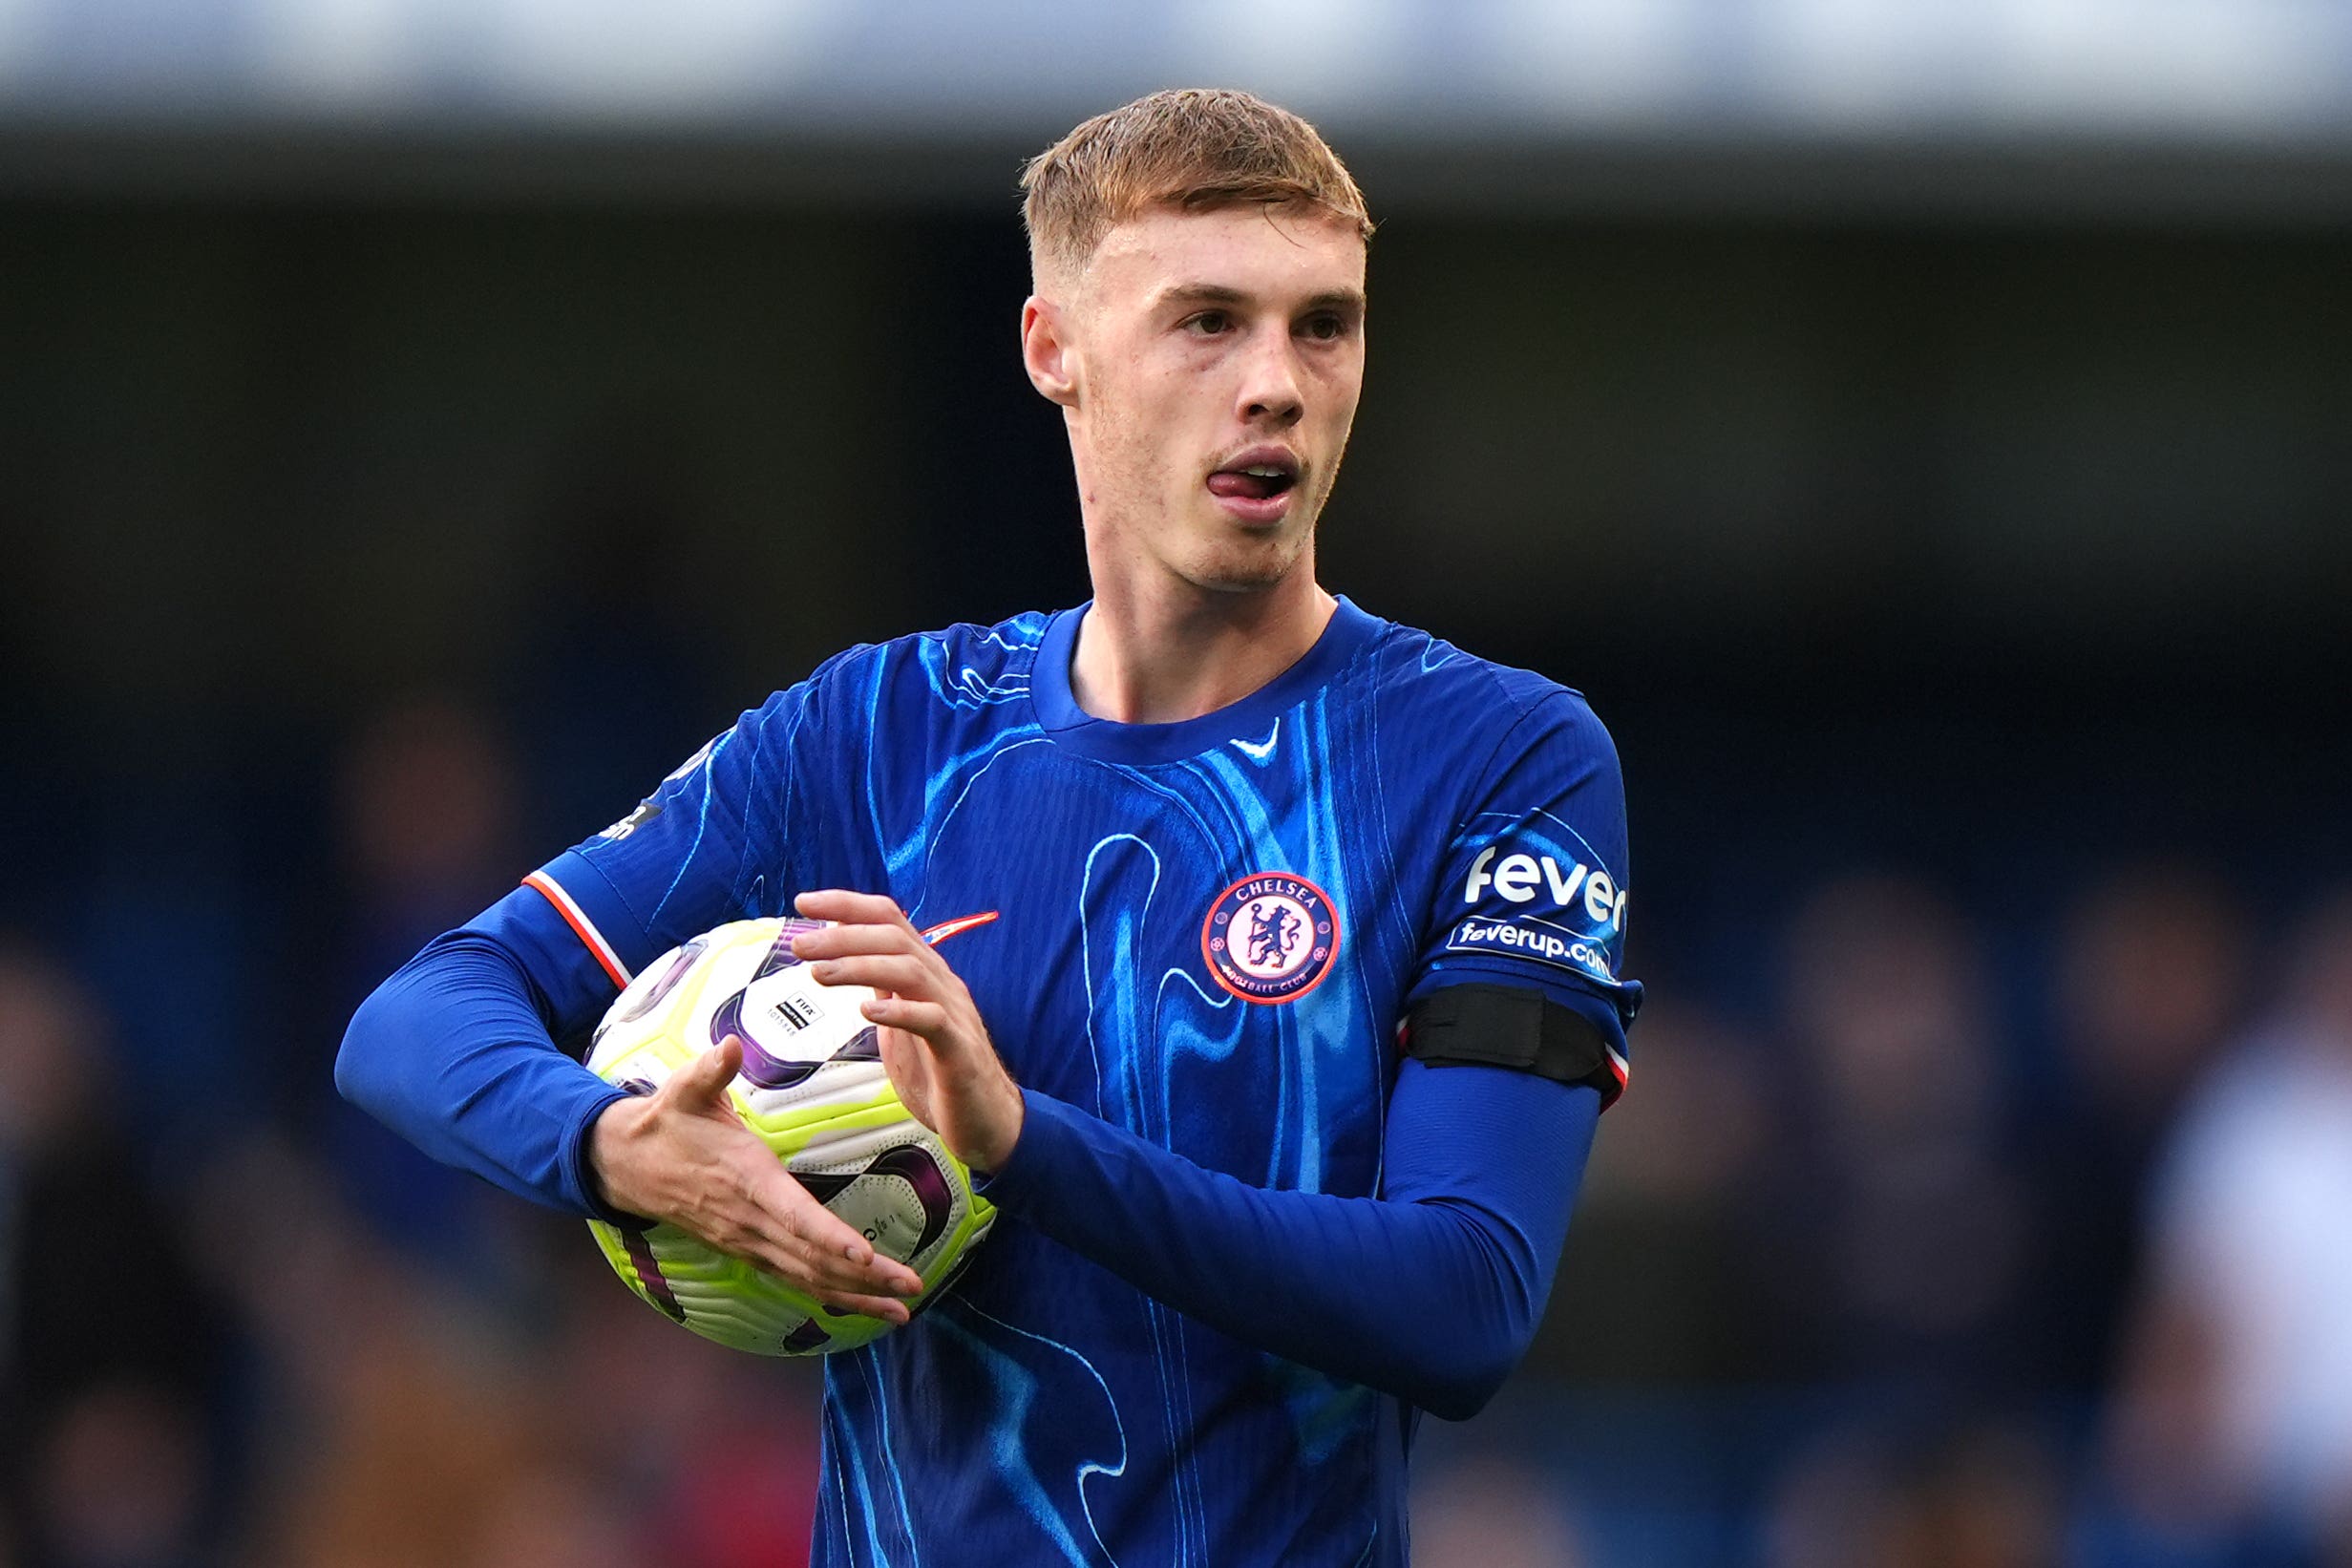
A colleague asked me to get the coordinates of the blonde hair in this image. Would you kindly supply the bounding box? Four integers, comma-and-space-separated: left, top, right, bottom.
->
1020, 89, 1373, 287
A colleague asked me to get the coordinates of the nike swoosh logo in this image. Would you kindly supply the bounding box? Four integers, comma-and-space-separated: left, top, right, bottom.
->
920, 911, 1000, 945
1234, 719, 1280, 760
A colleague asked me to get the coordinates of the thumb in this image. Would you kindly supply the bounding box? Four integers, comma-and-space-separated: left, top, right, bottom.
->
667, 1033, 744, 1107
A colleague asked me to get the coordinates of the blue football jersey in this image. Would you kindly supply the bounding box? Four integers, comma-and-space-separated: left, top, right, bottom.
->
517, 597, 1640, 1567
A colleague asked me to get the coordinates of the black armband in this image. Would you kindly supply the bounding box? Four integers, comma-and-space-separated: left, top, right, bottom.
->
1404, 984, 1621, 1104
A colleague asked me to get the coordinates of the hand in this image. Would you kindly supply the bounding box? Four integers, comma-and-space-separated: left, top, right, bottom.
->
585, 1033, 925, 1323
792, 890, 1026, 1175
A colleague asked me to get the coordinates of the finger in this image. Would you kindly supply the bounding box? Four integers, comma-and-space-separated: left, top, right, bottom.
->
753, 1165, 879, 1263
755, 1229, 919, 1303
665, 1035, 743, 1108
716, 1201, 912, 1300
751, 1167, 926, 1296
720, 1239, 911, 1325
812, 954, 936, 996
792, 922, 924, 961
862, 995, 953, 1046
795, 889, 917, 930
797, 1238, 925, 1302
817, 1293, 915, 1326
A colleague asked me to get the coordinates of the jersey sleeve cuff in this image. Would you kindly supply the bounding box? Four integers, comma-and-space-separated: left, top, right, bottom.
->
523, 849, 655, 990
969, 1087, 1086, 1217
561, 1080, 653, 1229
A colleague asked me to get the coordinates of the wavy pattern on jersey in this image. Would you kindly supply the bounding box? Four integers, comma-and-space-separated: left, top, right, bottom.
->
646, 727, 735, 934
879, 620, 1051, 882
821, 1358, 908, 1568
914, 625, 1044, 708
842, 1349, 926, 1563
1173, 685, 1389, 1195
1079, 833, 1212, 1566
1060, 682, 1388, 1553
794, 608, 1606, 1567
909, 1300, 1131, 1568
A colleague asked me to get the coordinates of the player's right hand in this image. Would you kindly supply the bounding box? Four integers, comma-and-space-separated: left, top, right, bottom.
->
584, 1034, 925, 1323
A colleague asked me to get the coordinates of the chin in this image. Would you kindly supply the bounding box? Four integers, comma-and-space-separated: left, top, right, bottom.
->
1179, 538, 1311, 595
1187, 566, 1288, 596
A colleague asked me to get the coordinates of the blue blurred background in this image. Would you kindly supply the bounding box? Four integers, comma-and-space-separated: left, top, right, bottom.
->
4, 4, 2352, 1564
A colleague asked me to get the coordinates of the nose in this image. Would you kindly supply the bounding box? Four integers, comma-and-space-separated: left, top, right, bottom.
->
1236, 327, 1304, 429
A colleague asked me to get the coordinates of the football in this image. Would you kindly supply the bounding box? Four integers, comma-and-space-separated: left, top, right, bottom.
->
583, 917, 994, 1355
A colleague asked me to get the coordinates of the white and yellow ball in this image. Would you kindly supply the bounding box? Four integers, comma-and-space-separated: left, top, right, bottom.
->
583, 917, 993, 1355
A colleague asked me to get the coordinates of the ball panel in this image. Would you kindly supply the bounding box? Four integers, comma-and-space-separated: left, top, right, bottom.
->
603, 937, 709, 1030
581, 916, 992, 1356
740, 1079, 903, 1159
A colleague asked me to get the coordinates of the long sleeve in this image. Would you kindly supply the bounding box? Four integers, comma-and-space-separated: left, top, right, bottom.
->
335, 686, 831, 1218
336, 926, 630, 1220
333, 683, 799, 1225
976, 1057, 1599, 1420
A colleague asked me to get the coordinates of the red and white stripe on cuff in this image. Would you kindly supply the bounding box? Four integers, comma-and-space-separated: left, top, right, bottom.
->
522, 871, 633, 990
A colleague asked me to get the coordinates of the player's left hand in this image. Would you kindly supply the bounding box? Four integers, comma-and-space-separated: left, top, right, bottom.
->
791, 891, 1025, 1175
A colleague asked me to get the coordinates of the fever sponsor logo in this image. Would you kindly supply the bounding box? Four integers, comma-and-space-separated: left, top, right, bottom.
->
1461, 844, 1627, 931
1201, 872, 1341, 1004
1447, 916, 1617, 983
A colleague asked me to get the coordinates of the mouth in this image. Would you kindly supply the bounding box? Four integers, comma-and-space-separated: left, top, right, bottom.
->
1205, 447, 1301, 523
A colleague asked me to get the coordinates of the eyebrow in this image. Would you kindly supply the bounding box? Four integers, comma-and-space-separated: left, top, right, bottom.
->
1155, 283, 1367, 315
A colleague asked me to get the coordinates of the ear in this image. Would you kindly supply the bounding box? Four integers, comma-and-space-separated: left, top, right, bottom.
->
1022, 295, 1079, 408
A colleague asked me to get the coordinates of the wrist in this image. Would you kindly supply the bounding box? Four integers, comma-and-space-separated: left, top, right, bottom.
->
583, 1089, 656, 1224
967, 1082, 1028, 1179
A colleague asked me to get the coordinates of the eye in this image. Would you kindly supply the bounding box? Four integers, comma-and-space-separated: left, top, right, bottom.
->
1299, 312, 1351, 343
1182, 310, 1233, 337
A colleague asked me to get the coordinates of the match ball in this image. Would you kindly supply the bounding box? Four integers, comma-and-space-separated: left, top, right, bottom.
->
583, 917, 993, 1355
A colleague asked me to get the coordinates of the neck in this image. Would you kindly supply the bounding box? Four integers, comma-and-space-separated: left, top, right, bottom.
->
1070, 565, 1337, 726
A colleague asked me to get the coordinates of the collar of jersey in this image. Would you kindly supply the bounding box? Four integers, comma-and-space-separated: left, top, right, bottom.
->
1029, 595, 1383, 765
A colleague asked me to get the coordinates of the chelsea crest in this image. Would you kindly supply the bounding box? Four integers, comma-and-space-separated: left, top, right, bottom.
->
1201, 872, 1341, 1004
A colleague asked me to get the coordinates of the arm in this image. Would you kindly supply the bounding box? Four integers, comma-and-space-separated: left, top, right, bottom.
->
987, 1063, 1597, 1420
336, 684, 928, 1320
792, 890, 1600, 1418
337, 908, 923, 1320
335, 922, 626, 1218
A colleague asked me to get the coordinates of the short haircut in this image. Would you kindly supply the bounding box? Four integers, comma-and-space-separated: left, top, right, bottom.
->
1020, 88, 1374, 288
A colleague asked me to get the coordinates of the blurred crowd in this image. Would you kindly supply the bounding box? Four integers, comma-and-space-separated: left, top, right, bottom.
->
4, 692, 2349, 1568
1424, 870, 2352, 1568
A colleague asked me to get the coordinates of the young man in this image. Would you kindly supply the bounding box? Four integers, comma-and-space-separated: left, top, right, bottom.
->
340, 89, 1641, 1566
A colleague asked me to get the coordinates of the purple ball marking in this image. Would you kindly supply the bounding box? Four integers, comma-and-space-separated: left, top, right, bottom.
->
708, 987, 747, 1049
611, 939, 706, 1027
780, 1318, 833, 1354
620, 1229, 688, 1324
754, 919, 825, 980
710, 987, 824, 1090
797, 1144, 957, 1259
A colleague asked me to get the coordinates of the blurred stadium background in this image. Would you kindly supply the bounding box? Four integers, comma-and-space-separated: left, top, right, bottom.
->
5, 3, 2352, 1564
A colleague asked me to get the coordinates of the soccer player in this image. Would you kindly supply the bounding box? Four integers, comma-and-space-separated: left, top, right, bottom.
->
339, 88, 1641, 1566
